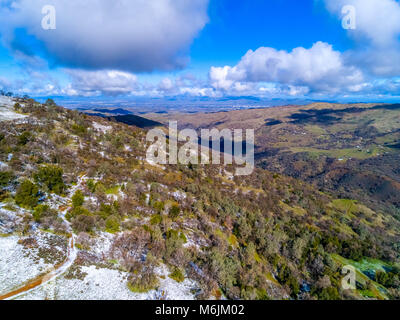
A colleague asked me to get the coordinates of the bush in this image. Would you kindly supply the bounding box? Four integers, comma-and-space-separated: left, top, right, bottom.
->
14, 103, 21, 111
277, 264, 300, 297
72, 214, 95, 233
169, 204, 180, 219
105, 215, 120, 233
45, 98, 56, 106
18, 131, 32, 146
169, 267, 185, 283
127, 254, 159, 293
71, 123, 87, 136
72, 190, 84, 208
153, 201, 165, 213
86, 179, 96, 193
33, 204, 57, 222
34, 165, 66, 195
15, 180, 39, 208
150, 214, 162, 225
0, 171, 14, 189
66, 206, 91, 221
318, 287, 340, 300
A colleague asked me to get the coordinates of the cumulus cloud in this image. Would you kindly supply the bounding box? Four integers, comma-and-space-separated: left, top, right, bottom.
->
324, 0, 400, 76
65, 69, 139, 96
209, 42, 364, 94
0, 0, 209, 72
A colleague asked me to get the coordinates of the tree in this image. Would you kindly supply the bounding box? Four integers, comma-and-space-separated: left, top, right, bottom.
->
15, 180, 39, 208
72, 190, 84, 208
45, 98, 56, 106
18, 131, 32, 146
72, 214, 95, 233
0, 171, 14, 189
105, 215, 120, 233
169, 204, 180, 219
14, 103, 21, 112
33, 204, 56, 222
34, 165, 66, 195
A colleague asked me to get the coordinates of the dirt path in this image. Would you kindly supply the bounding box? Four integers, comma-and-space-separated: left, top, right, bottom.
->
0, 234, 77, 300
0, 176, 85, 300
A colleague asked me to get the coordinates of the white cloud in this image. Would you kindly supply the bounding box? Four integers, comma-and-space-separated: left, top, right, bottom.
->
209, 42, 364, 94
325, 0, 400, 47
324, 0, 400, 76
0, 0, 209, 72
158, 78, 174, 91
65, 69, 138, 96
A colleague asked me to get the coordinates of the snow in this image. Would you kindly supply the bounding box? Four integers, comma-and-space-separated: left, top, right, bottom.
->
14, 263, 199, 300
1, 173, 202, 300
0, 96, 27, 122
172, 190, 187, 201
0, 233, 60, 295
92, 122, 112, 134
90, 232, 113, 258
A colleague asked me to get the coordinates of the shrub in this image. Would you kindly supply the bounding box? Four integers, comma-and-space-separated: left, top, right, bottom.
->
45, 98, 56, 106
169, 267, 185, 283
32, 204, 57, 222
71, 123, 87, 136
105, 215, 120, 233
34, 165, 66, 195
150, 214, 162, 225
14, 103, 21, 111
153, 201, 165, 213
318, 287, 340, 300
72, 190, 84, 208
72, 214, 95, 233
169, 204, 180, 219
127, 254, 159, 293
86, 179, 96, 193
0, 171, 14, 189
277, 264, 300, 297
15, 180, 39, 208
18, 131, 32, 146
66, 206, 91, 221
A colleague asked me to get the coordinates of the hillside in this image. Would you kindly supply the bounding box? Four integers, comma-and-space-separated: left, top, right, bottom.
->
146, 103, 400, 218
1, 97, 400, 300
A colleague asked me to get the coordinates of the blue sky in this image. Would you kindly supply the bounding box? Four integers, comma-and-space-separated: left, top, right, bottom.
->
0, 0, 400, 103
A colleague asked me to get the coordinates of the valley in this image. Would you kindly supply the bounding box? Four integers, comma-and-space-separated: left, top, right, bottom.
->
1, 96, 400, 300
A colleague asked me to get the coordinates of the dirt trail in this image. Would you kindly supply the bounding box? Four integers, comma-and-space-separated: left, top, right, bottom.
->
0, 176, 85, 300
0, 234, 77, 300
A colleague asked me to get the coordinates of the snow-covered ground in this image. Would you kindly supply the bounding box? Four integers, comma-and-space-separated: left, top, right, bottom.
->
0, 96, 27, 121
0, 233, 64, 296
0, 171, 201, 300
14, 263, 199, 300
92, 122, 112, 134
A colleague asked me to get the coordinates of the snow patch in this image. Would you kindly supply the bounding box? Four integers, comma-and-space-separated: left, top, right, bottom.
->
0, 97, 27, 122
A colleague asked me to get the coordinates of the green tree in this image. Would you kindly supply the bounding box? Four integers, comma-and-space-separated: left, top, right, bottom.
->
0, 171, 14, 189
18, 131, 32, 146
15, 180, 39, 208
169, 204, 180, 219
14, 102, 21, 111
105, 215, 120, 233
72, 190, 84, 208
169, 267, 185, 282
32, 204, 56, 222
45, 98, 56, 106
34, 165, 66, 195
66, 206, 91, 221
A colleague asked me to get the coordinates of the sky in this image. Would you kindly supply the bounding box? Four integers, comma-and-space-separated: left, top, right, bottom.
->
0, 0, 400, 104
